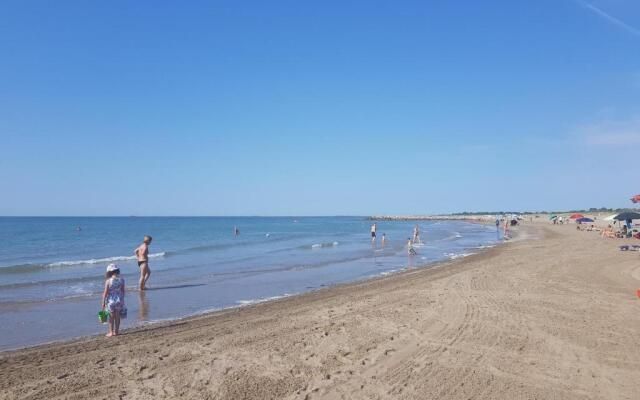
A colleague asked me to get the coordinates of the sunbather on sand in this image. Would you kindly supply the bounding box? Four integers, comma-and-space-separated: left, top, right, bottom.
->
601, 225, 616, 238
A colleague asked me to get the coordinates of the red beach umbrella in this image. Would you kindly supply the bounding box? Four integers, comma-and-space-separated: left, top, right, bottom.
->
631, 194, 640, 203
569, 213, 584, 219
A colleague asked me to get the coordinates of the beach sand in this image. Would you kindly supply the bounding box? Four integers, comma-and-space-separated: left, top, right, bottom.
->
2, 223, 640, 399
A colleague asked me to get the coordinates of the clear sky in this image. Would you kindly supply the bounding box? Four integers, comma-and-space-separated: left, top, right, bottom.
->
1, 0, 639, 216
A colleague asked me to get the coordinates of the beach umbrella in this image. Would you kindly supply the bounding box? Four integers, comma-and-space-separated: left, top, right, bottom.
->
569, 213, 584, 219
576, 217, 594, 223
631, 194, 640, 203
613, 212, 640, 221
548, 215, 557, 220
604, 214, 618, 221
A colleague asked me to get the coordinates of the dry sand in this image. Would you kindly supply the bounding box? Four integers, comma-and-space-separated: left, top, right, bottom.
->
2, 223, 640, 400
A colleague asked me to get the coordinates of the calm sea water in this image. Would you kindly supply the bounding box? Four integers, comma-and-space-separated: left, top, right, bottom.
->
0, 217, 501, 350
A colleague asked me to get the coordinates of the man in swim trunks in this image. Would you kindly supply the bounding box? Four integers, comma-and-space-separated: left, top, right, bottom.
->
371, 223, 377, 242
135, 235, 152, 290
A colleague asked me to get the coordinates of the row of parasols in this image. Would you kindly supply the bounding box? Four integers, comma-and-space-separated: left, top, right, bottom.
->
548, 214, 596, 223
548, 194, 640, 223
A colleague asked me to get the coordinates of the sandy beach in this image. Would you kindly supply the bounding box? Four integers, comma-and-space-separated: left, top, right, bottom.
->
2, 222, 640, 400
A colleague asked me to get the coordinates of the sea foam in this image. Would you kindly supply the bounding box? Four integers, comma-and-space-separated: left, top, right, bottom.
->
47, 252, 166, 267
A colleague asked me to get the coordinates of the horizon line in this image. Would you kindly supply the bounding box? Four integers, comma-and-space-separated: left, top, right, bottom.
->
0, 209, 635, 218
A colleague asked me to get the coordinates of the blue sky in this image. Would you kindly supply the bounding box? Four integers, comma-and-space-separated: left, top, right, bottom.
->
1, 0, 639, 216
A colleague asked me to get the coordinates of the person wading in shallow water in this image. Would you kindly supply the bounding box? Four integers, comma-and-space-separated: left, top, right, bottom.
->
135, 235, 152, 290
413, 224, 421, 245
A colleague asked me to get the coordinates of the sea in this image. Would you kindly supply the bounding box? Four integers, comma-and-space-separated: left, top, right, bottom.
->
0, 217, 502, 350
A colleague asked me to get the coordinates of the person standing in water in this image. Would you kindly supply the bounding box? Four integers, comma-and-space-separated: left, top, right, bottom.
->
503, 218, 510, 239
234, 226, 240, 237
407, 238, 416, 255
413, 225, 420, 244
381, 233, 386, 247
135, 235, 152, 290
371, 223, 377, 243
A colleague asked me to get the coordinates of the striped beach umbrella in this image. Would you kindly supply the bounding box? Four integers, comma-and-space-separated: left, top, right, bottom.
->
631, 194, 640, 203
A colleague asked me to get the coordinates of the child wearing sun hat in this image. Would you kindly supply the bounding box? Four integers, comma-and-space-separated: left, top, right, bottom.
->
101, 264, 125, 337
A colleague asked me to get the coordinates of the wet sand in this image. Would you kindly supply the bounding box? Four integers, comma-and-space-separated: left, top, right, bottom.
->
2, 223, 640, 399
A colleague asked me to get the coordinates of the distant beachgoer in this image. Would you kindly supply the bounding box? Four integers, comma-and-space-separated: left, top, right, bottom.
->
381, 233, 386, 247
503, 218, 509, 239
495, 218, 500, 229
135, 235, 152, 290
76, 226, 82, 231
371, 223, 377, 242
413, 225, 421, 244
101, 264, 125, 337
234, 226, 239, 237
407, 238, 416, 255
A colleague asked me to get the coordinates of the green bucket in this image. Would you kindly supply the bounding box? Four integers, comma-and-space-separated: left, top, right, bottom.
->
98, 310, 110, 324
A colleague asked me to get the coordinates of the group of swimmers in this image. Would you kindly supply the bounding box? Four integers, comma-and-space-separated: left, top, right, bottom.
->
370, 223, 422, 255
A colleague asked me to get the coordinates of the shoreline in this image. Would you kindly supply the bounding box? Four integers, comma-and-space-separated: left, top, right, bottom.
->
0, 227, 508, 354
0, 217, 500, 352
3, 223, 640, 399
